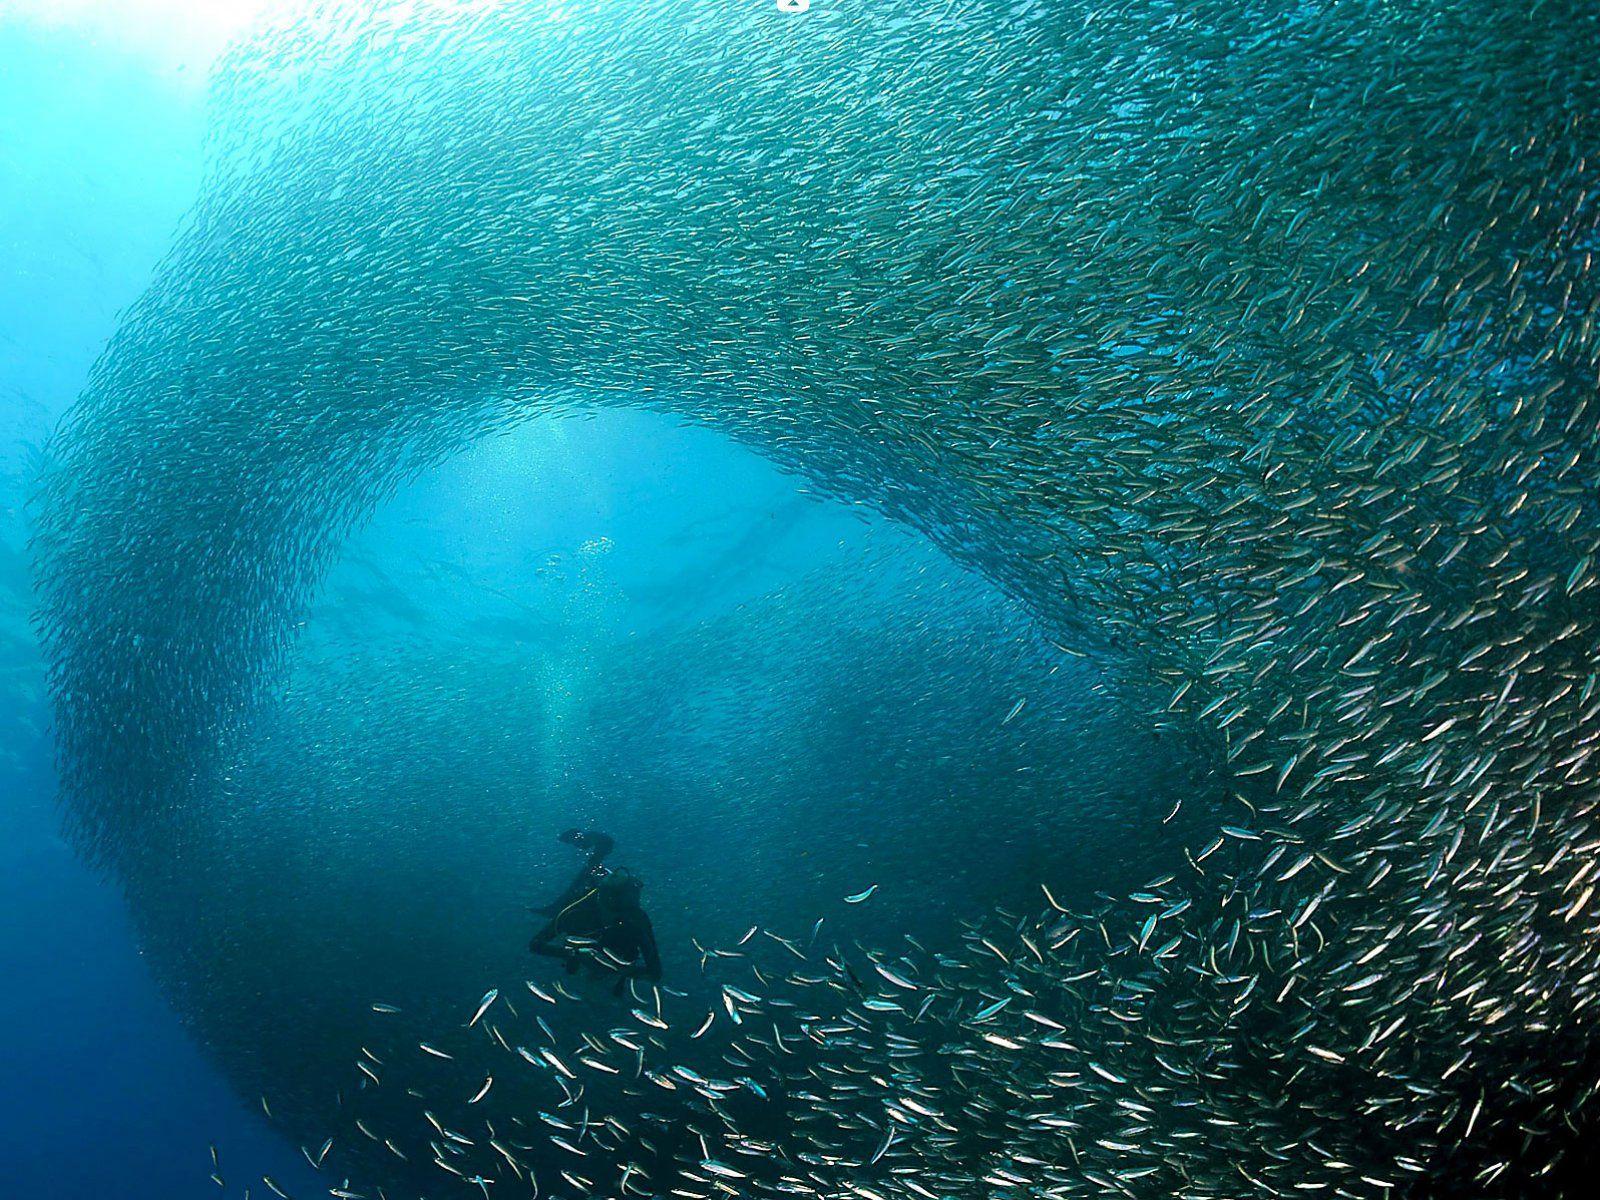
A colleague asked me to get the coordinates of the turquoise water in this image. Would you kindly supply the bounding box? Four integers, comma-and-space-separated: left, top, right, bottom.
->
6, 2, 1600, 1198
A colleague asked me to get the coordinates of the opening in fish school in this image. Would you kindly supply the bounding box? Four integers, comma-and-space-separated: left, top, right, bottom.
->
2, 1, 1597, 1197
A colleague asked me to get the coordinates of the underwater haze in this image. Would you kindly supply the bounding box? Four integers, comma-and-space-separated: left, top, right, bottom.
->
7, 1, 1600, 1198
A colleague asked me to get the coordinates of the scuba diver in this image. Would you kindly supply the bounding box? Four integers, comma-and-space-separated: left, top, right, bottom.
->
529, 828, 662, 991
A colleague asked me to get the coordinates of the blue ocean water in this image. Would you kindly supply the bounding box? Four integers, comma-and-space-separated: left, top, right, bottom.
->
0, 12, 319, 1196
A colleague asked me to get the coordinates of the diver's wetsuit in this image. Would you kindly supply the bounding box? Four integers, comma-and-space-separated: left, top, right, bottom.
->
529, 830, 662, 983
590, 901, 662, 982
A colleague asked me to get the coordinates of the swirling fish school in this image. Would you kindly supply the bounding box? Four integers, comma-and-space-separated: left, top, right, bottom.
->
32, 1, 1600, 1198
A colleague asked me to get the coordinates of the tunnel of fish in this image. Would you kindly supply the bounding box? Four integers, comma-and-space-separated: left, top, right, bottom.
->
30, 0, 1600, 1197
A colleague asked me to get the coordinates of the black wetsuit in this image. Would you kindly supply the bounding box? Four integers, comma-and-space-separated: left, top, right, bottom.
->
591, 902, 662, 982
530, 831, 662, 983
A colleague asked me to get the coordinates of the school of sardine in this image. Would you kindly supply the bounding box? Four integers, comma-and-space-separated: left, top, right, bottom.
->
141, 527, 1217, 1197
29, 0, 1600, 1196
